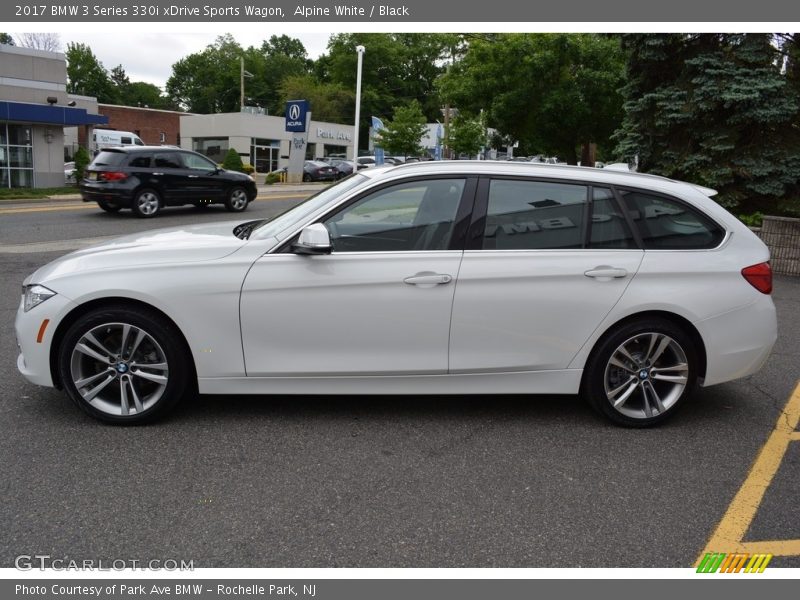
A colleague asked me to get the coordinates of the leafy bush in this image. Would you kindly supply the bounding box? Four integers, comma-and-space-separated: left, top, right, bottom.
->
265, 172, 283, 185
221, 148, 245, 172
73, 146, 90, 182
738, 212, 764, 228
241, 163, 255, 175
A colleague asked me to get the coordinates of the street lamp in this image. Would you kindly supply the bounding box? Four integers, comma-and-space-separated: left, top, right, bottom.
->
352, 45, 365, 170
240, 57, 253, 110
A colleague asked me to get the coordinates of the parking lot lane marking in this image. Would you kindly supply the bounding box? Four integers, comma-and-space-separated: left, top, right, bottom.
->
739, 540, 800, 556
696, 380, 800, 563
0, 204, 93, 215
790, 432, 800, 441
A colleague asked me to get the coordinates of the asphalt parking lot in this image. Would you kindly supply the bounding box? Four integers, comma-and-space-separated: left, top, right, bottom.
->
1, 192, 798, 568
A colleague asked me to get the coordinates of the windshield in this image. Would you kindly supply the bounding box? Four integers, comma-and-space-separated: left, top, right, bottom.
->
90, 151, 126, 167
250, 174, 369, 240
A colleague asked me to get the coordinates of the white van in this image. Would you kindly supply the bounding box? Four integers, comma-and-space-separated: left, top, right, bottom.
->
91, 129, 145, 153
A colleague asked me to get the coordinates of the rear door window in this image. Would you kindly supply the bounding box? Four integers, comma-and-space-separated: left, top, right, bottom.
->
482, 179, 587, 250
153, 152, 182, 169
589, 187, 637, 249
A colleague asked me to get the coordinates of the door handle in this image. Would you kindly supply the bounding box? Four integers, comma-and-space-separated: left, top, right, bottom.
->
584, 266, 628, 279
403, 273, 453, 286
188, 175, 199, 178
152, 172, 164, 176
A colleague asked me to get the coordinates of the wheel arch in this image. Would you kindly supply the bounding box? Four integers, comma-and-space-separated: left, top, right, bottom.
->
580, 310, 707, 390
49, 297, 197, 390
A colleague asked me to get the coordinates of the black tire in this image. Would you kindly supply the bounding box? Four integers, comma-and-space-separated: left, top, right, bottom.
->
97, 200, 121, 213
302, 173, 311, 182
131, 188, 162, 218
581, 317, 698, 427
224, 186, 249, 212
58, 305, 190, 424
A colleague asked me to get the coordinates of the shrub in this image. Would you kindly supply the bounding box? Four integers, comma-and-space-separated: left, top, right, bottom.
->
73, 146, 90, 183
221, 148, 245, 172
241, 163, 255, 175
265, 172, 283, 185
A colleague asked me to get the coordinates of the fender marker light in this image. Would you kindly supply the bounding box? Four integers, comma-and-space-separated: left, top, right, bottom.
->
36, 319, 50, 343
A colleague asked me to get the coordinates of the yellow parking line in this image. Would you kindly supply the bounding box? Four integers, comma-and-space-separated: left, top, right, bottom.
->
696, 381, 800, 562
0, 204, 94, 214
739, 540, 800, 555
789, 432, 800, 441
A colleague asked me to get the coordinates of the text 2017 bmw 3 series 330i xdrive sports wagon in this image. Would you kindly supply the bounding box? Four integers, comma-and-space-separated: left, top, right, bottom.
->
16, 162, 777, 426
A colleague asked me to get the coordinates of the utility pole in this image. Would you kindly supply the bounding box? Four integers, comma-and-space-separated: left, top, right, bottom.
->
240, 57, 253, 110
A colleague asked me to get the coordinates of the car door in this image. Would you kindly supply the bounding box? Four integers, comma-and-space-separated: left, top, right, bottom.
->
180, 151, 227, 200
449, 178, 644, 373
240, 177, 476, 376
151, 151, 189, 203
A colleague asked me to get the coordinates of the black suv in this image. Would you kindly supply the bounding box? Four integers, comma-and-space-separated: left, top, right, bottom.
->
80, 146, 257, 218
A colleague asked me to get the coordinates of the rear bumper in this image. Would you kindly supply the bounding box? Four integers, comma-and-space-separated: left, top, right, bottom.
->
697, 293, 778, 386
80, 185, 134, 207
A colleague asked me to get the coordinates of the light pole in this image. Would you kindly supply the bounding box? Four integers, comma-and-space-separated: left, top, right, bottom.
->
352, 45, 365, 171
240, 57, 253, 110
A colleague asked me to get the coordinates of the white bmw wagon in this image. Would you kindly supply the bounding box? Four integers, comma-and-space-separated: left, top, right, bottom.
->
16, 162, 777, 426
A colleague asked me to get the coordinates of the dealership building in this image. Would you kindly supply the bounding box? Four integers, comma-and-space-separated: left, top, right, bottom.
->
180, 111, 354, 173
0, 43, 107, 188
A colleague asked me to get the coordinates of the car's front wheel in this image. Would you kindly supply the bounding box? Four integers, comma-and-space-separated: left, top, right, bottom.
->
131, 189, 161, 218
224, 186, 249, 212
58, 305, 190, 424
582, 318, 698, 427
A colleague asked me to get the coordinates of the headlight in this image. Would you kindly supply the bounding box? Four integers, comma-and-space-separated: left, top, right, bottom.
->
23, 284, 56, 312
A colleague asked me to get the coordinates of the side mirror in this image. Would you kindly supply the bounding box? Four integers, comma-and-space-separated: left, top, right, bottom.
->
292, 223, 332, 255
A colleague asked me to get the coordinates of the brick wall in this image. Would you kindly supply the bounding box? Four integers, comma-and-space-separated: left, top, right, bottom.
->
78, 105, 183, 146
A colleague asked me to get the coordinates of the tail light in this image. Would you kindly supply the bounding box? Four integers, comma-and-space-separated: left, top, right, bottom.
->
741, 262, 772, 294
100, 171, 128, 182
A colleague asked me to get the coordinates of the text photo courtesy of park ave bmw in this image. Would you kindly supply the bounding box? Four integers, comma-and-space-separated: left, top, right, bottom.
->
1, 0, 800, 594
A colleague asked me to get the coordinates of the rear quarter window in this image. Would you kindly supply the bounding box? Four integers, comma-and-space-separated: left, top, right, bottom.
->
617, 188, 725, 249
89, 151, 126, 167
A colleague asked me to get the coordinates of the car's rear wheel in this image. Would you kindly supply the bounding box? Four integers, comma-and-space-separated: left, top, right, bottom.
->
302, 173, 311, 182
582, 318, 697, 427
131, 189, 161, 218
224, 186, 249, 212
58, 306, 190, 424
97, 200, 121, 213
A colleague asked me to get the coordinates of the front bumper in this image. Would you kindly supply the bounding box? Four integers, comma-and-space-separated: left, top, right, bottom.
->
15, 292, 77, 388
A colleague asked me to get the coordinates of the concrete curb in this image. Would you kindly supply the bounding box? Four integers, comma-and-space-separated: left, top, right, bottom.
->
0, 183, 327, 204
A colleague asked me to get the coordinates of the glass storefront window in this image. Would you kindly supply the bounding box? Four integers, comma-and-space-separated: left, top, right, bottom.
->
192, 137, 229, 164
251, 138, 280, 173
0, 124, 35, 188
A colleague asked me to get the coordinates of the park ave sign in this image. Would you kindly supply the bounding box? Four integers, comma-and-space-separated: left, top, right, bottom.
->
316, 127, 353, 141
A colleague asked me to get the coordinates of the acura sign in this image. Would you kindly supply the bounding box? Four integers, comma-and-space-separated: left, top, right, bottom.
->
285, 100, 309, 132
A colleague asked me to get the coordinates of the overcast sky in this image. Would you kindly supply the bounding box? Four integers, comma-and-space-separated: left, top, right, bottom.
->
9, 29, 333, 91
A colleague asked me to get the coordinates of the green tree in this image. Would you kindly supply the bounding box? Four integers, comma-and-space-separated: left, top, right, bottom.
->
66, 42, 118, 103
379, 100, 428, 158
167, 34, 243, 113
319, 34, 452, 146
614, 34, 800, 213
437, 33, 625, 163
279, 74, 354, 122
447, 114, 487, 158
125, 82, 178, 110
0, 33, 15, 45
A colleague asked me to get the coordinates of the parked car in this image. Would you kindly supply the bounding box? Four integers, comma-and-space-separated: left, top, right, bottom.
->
64, 162, 76, 183
79, 146, 257, 218
303, 160, 338, 182
329, 160, 355, 179
17, 161, 776, 426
